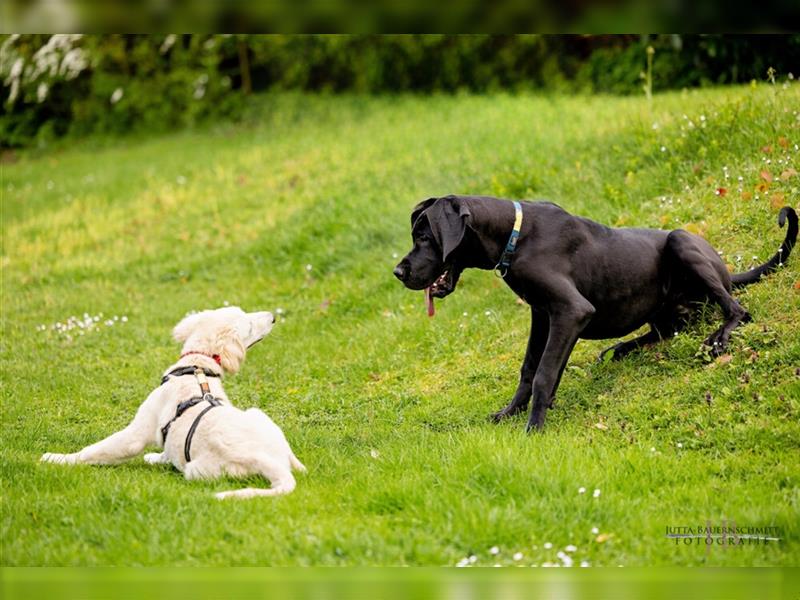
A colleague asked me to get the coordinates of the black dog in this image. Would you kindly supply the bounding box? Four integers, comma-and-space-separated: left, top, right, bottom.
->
394, 195, 797, 431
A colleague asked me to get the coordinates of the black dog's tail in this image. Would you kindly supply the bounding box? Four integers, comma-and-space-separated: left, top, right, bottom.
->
732, 206, 798, 289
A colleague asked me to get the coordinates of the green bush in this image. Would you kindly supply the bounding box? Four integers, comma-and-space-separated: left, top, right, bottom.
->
2, 34, 799, 148
1, 34, 244, 147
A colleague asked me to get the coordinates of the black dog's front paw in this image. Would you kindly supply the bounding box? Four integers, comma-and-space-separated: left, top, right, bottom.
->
490, 401, 527, 423
525, 404, 548, 433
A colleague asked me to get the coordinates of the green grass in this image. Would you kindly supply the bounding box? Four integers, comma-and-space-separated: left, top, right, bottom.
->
2, 85, 799, 567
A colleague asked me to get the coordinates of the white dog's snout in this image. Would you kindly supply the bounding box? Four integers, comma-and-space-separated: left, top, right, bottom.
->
255, 311, 275, 329
239, 310, 275, 349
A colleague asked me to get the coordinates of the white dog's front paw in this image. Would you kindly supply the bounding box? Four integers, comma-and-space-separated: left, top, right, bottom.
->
144, 452, 166, 465
40, 452, 79, 465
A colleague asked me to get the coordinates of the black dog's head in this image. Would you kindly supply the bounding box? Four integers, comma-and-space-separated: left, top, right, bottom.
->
393, 196, 471, 299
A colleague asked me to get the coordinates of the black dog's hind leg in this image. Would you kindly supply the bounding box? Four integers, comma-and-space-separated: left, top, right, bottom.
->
598, 314, 691, 362
527, 287, 595, 432
598, 328, 663, 362
667, 230, 751, 357
491, 307, 548, 422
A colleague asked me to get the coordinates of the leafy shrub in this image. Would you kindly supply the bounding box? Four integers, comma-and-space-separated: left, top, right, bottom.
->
2, 34, 799, 148
1, 34, 243, 147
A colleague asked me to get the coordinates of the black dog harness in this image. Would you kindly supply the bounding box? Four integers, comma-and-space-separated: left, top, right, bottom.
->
160, 366, 223, 463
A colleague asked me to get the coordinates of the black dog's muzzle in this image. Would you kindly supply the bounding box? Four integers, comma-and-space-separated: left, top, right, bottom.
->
393, 264, 408, 281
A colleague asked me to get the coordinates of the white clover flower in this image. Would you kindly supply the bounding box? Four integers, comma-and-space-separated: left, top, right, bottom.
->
593, 489, 601, 498
489, 546, 500, 555
513, 552, 523, 561
110, 87, 123, 104
578, 487, 586, 494
591, 527, 599, 535
565, 545, 577, 553
543, 542, 553, 549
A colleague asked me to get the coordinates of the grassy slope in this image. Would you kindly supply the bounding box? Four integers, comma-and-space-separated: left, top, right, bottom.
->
1, 86, 798, 566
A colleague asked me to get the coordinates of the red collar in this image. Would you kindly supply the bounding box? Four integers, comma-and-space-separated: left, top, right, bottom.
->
180, 351, 221, 366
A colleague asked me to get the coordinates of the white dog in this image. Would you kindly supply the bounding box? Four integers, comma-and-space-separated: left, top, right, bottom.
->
41, 306, 305, 499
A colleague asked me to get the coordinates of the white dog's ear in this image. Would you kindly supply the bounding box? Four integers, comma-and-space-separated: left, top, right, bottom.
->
173, 311, 208, 343
217, 328, 246, 373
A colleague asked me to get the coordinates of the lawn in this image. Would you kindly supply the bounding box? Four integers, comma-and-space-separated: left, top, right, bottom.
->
1, 85, 798, 566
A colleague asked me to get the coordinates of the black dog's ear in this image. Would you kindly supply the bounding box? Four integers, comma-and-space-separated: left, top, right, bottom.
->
425, 197, 471, 263
411, 197, 438, 228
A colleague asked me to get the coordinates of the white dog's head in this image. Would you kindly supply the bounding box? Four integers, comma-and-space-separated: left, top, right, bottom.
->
172, 306, 275, 374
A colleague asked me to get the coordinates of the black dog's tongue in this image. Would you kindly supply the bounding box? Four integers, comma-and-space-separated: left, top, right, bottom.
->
425, 287, 435, 317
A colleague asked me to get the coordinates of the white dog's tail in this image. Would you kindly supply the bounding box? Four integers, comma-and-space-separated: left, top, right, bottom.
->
215, 455, 297, 500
